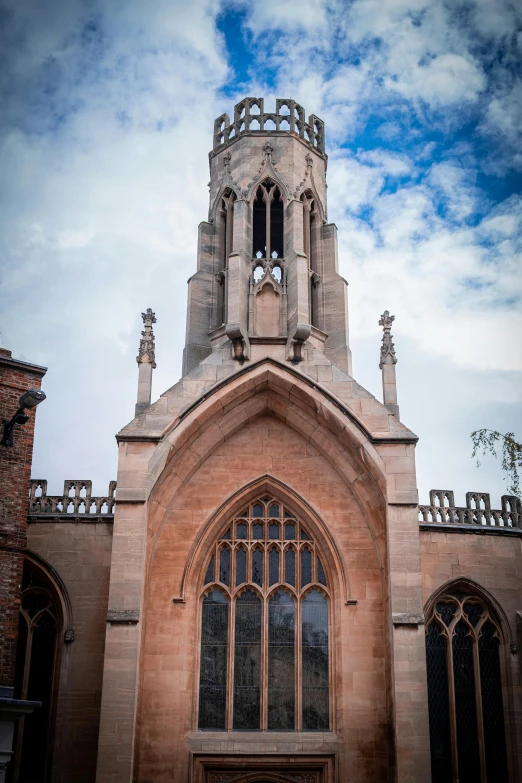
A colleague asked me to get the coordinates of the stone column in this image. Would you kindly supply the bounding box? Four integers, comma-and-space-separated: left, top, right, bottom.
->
285, 199, 311, 360
378, 441, 432, 783
95, 439, 156, 783
135, 309, 156, 416
225, 198, 250, 358
379, 310, 400, 419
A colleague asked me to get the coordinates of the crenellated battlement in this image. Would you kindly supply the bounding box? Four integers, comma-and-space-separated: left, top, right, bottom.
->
28, 479, 116, 520
419, 489, 521, 533
212, 97, 325, 154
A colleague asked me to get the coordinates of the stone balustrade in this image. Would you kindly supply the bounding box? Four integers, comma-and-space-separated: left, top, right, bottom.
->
419, 489, 520, 532
28, 479, 116, 520
213, 97, 325, 153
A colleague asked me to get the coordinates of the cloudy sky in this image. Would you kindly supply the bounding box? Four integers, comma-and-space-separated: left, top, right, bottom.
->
1, 0, 521, 507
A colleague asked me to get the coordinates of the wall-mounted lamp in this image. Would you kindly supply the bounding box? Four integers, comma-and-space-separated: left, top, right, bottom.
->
1, 388, 46, 447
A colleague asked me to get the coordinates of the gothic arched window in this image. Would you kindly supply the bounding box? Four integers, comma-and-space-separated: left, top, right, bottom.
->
12, 561, 61, 783
252, 181, 284, 260
198, 497, 330, 731
425, 591, 508, 783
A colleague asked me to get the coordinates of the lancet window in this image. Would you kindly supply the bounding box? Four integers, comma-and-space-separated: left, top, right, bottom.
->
13, 561, 61, 782
252, 181, 284, 260
198, 497, 330, 732
425, 591, 508, 783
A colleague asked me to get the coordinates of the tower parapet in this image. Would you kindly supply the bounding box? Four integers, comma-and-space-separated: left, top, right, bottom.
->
212, 97, 325, 155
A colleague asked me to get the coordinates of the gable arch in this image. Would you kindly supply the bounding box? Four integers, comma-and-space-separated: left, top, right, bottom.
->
209, 182, 240, 224
302, 184, 326, 223
145, 366, 389, 596
24, 549, 73, 637
424, 576, 515, 646
175, 474, 351, 604
247, 172, 291, 205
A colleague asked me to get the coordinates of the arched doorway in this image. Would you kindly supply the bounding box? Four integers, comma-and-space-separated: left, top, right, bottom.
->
9, 559, 63, 783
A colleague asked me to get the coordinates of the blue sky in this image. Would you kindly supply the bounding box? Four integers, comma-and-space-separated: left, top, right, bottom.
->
0, 0, 521, 505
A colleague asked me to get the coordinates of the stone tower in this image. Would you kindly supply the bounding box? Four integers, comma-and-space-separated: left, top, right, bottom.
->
183, 97, 352, 375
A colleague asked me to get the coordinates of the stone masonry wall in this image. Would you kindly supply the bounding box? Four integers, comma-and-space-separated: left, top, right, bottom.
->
136, 415, 389, 783
27, 520, 113, 783
0, 348, 46, 689
420, 529, 522, 779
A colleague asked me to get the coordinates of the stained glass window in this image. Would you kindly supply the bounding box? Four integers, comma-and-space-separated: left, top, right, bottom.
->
268, 590, 295, 730
199, 496, 329, 731
233, 590, 261, 729
425, 591, 508, 782
302, 589, 329, 730
269, 548, 279, 586
219, 548, 230, 586
236, 548, 246, 586
198, 589, 228, 729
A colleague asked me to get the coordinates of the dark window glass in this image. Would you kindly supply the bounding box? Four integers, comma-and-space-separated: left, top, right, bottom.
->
269, 503, 280, 517
233, 591, 261, 729
269, 549, 279, 586
284, 510, 295, 518
285, 549, 295, 586
271, 188, 284, 258
236, 548, 247, 586
252, 188, 267, 258
301, 549, 312, 587
204, 556, 214, 584
269, 523, 279, 540
221, 528, 231, 540
426, 621, 452, 782
479, 622, 508, 783
219, 548, 230, 586
300, 528, 311, 540
464, 602, 483, 627
285, 523, 296, 540
252, 549, 263, 587
268, 591, 295, 730
317, 557, 327, 586
453, 620, 480, 783
438, 602, 457, 627
302, 590, 329, 730
199, 590, 228, 729
253, 503, 264, 517
236, 523, 247, 540
19, 611, 57, 780
253, 523, 264, 540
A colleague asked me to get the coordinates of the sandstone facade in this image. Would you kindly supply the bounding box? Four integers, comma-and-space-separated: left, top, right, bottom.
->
4, 97, 520, 783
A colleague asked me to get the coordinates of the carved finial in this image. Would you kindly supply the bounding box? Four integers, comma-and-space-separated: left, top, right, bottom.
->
223, 150, 231, 166
305, 152, 313, 166
137, 309, 157, 368
379, 310, 397, 369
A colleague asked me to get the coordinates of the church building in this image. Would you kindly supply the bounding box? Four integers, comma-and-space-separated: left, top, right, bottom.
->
1, 97, 521, 783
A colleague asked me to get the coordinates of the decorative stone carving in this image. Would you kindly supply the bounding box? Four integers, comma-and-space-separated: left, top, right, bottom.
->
28, 479, 116, 520
212, 97, 325, 154
419, 489, 521, 531
137, 308, 157, 368
378, 310, 397, 368
64, 629, 75, 644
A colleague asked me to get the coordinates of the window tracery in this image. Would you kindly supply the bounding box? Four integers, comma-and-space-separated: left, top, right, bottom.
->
198, 497, 330, 732
425, 591, 508, 783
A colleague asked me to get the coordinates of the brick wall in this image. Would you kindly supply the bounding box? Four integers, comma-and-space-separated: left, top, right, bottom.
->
0, 347, 46, 689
